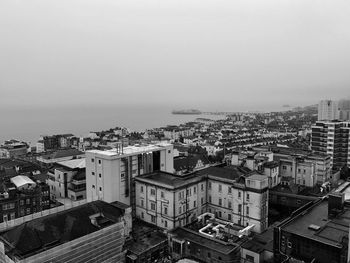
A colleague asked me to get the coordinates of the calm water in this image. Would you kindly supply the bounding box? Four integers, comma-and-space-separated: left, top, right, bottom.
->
0, 105, 225, 146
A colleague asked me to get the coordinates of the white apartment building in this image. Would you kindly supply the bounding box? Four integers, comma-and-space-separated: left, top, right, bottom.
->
135, 172, 207, 230
311, 120, 350, 169
135, 166, 269, 233
318, 100, 339, 121
279, 156, 317, 187
85, 142, 174, 210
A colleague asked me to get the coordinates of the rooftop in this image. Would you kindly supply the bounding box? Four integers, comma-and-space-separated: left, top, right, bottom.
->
87, 142, 172, 157
196, 166, 243, 182
135, 171, 205, 190
0, 200, 126, 258
170, 226, 244, 255
57, 158, 86, 169
282, 199, 350, 247
126, 220, 167, 256
241, 227, 274, 254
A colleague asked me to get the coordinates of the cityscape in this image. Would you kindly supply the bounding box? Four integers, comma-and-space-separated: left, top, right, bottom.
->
0, 99, 349, 263
1, 0, 350, 262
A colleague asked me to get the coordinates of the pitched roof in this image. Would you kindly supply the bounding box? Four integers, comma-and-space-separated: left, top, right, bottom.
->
1, 201, 126, 258
196, 166, 243, 181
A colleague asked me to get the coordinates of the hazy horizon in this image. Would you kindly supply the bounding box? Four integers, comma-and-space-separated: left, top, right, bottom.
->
1, 0, 350, 112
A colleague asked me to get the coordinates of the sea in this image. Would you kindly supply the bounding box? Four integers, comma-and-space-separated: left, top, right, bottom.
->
0, 105, 227, 146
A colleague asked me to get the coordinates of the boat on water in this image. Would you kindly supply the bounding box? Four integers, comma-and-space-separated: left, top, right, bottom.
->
172, 109, 202, 115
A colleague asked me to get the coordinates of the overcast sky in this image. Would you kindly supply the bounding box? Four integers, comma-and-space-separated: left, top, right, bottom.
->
1, 0, 350, 111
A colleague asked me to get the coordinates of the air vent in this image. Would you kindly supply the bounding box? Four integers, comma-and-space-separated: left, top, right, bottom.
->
308, 224, 321, 231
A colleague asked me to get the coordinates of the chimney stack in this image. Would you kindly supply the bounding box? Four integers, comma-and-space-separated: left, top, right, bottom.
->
328, 192, 345, 219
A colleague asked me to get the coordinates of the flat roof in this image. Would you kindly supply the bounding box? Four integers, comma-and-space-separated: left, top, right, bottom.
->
241, 227, 274, 253
282, 200, 350, 247
57, 158, 86, 169
170, 227, 240, 254
87, 143, 172, 157
135, 171, 205, 190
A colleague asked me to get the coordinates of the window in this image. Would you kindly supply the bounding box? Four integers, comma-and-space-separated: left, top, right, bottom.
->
218, 184, 222, 192
218, 211, 222, 218
282, 165, 286, 170
178, 192, 182, 199
141, 212, 144, 219
141, 186, 144, 193
151, 202, 156, 211
161, 191, 165, 198
120, 173, 125, 179
228, 214, 232, 221
26, 199, 30, 205
99, 187, 102, 191
3, 215, 8, 222
201, 197, 204, 205
150, 189, 156, 196
91, 158, 95, 163
209, 195, 212, 203
92, 185, 95, 189
201, 184, 204, 191
164, 220, 168, 227
193, 186, 196, 194
228, 187, 232, 194
246, 206, 249, 215
151, 215, 156, 223
287, 241, 292, 248
141, 199, 144, 207
208, 252, 211, 258
208, 182, 212, 189
246, 255, 255, 262
26, 208, 30, 214
298, 169, 301, 173
20, 200, 24, 206
10, 213, 15, 220
238, 192, 241, 199
92, 172, 95, 176
98, 160, 101, 165
164, 206, 168, 215
179, 206, 182, 214
238, 204, 242, 213
228, 201, 232, 209
99, 173, 101, 178
246, 193, 250, 201
219, 198, 222, 206
193, 201, 196, 207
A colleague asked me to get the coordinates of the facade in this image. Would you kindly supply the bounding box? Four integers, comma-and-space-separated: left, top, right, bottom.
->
231, 151, 280, 189
0, 200, 131, 263
0, 141, 28, 159
279, 156, 317, 187
135, 171, 207, 230
135, 166, 269, 234
85, 143, 174, 210
338, 99, 350, 121
273, 193, 350, 263
311, 120, 350, 169
318, 100, 339, 121
47, 158, 86, 202
203, 169, 269, 233
0, 175, 50, 223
